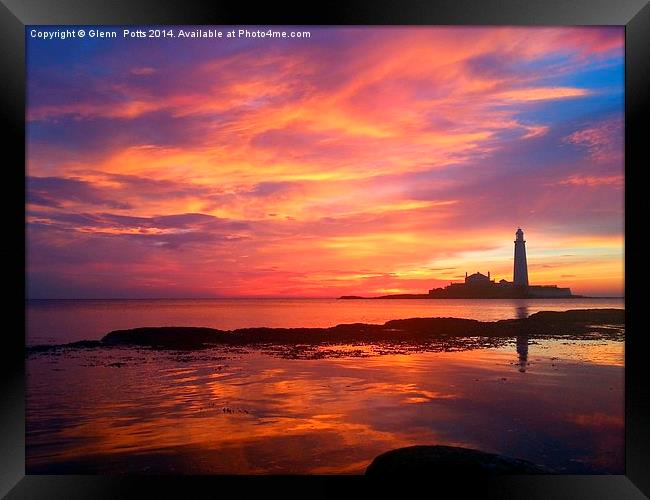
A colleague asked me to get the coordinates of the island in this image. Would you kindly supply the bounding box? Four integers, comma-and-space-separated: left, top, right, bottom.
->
340, 228, 579, 299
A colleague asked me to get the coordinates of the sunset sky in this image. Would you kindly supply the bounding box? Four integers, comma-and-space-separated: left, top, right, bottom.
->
27, 27, 624, 298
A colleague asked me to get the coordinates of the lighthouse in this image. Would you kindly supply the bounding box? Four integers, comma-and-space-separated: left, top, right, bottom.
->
427, 227, 573, 298
513, 228, 529, 287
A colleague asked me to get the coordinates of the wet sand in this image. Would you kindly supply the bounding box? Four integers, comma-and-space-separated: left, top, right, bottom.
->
27, 337, 624, 474
26, 308, 624, 474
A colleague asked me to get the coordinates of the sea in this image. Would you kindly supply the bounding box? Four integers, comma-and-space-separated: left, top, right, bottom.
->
26, 297, 625, 474
26, 297, 624, 346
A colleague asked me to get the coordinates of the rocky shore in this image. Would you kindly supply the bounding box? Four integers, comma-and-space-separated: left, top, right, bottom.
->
28, 309, 623, 353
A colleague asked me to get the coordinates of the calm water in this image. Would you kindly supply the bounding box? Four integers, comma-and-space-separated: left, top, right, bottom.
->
27, 297, 624, 345
26, 298, 625, 474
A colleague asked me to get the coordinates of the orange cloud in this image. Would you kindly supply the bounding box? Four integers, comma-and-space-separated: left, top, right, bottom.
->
26, 27, 625, 298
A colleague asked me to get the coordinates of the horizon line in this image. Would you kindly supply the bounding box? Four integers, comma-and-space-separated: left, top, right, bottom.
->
26, 295, 626, 301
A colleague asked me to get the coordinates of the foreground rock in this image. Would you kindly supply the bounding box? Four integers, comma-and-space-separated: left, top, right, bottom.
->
28, 309, 623, 353
365, 445, 551, 475
100, 309, 623, 349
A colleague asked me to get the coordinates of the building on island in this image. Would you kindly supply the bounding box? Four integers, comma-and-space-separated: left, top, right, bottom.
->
428, 228, 573, 298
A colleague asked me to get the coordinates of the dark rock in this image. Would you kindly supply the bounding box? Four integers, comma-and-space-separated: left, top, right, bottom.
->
365, 445, 552, 475
526, 308, 624, 324
27, 339, 104, 353
102, 326, 229, 348
99, 308, 624, 349
26, 309, 624, 354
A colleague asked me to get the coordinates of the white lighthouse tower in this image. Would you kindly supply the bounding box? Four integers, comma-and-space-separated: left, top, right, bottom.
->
513, 228, 529, 287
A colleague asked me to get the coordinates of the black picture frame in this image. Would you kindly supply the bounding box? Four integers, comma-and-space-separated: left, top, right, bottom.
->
2, 0, 648, 498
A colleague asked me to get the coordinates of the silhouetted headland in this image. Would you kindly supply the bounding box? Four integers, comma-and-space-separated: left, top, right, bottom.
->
28, 309, 623, 353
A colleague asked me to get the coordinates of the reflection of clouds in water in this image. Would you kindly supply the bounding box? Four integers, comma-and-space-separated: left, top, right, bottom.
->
26, 343, 624, 474
514, 301, 530, 319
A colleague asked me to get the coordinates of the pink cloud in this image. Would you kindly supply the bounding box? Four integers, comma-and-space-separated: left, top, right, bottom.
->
557, 175, 623, 187
565, 118, 623, 163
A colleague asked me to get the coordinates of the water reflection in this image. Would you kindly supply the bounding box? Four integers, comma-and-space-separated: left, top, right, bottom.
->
26, 337, 624, 474
516, 335, 529, 373
515, 303, 530, 320
515, 303, 530, 373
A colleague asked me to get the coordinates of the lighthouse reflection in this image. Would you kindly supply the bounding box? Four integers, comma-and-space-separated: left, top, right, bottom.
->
515, 304, 530, 373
